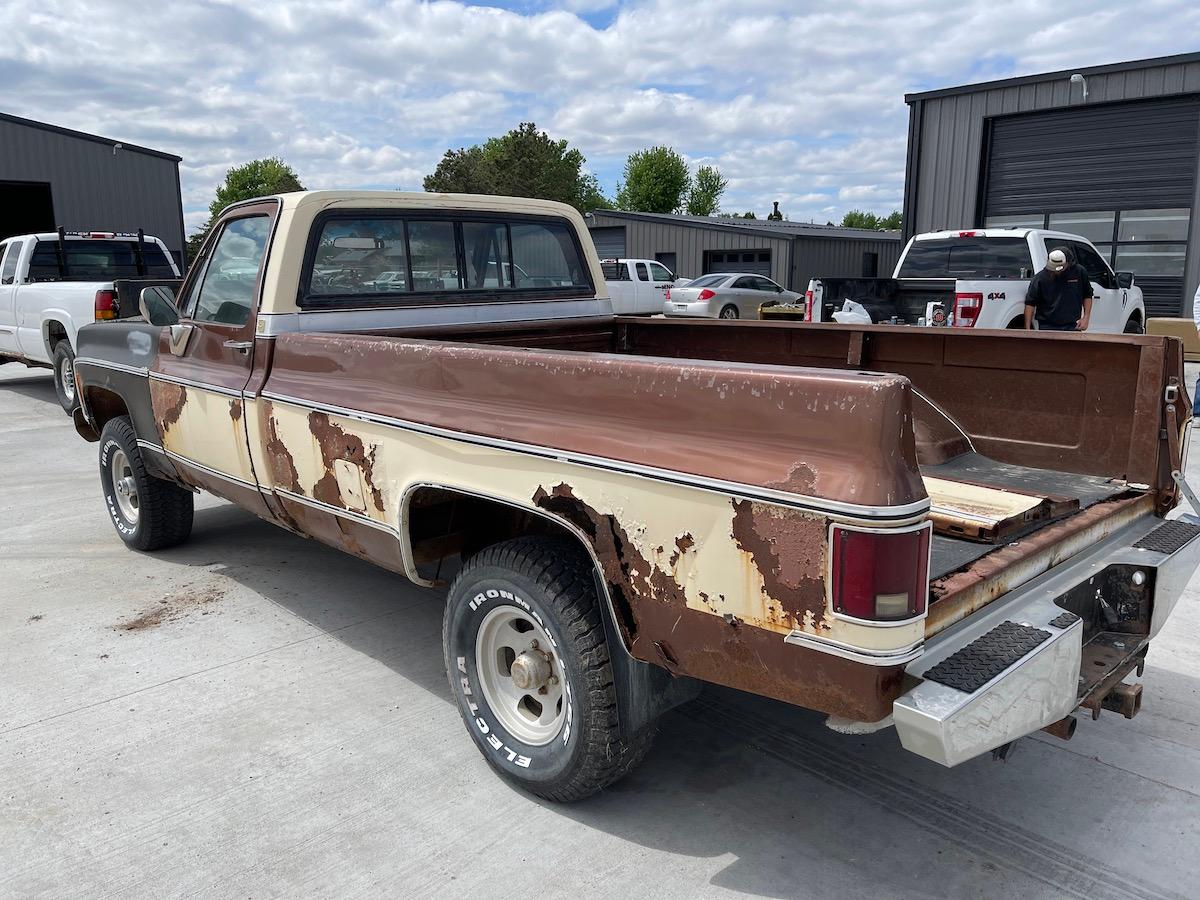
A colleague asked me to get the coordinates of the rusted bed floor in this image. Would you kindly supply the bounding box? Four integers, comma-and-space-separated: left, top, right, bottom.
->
925, 452, 1131, 580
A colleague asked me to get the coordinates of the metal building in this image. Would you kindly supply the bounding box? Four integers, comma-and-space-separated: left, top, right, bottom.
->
0, 112, 186, 268
903, 52, 1200, 317
586, 210, 902, 290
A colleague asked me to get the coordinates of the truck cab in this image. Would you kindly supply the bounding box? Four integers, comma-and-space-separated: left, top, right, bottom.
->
788, 228, 1146, 333
599, 257, 676, 315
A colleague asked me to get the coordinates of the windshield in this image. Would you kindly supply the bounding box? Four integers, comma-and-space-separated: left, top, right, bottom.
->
898, 237, 1032, 279
686, 274, 727, 288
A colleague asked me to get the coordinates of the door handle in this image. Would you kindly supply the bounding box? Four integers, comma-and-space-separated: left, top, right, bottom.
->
223, 340, 253, 353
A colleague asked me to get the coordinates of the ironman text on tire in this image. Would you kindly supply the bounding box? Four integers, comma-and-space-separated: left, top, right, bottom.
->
98, 416, 194, 551
443, 535, 655, 801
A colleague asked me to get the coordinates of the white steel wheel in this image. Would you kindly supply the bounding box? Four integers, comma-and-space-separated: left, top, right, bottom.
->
474, 605, 566, 746
109, 447, 140, 525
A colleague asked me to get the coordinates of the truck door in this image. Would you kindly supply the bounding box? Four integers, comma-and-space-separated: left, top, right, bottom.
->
0, 241, 21, 354
634, 261, 652, 313
148, 202, 276, 510
1070, 240, 1122, 332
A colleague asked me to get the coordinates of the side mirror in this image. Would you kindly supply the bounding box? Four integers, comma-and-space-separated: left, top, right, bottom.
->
139, 285, 179, 326
1117, 271, 1135, 289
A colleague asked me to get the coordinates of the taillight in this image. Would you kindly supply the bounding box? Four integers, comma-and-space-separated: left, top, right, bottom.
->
95, 289, 117, 321
665, 288, 671, 300
831, 523, 931, 622
953, 292, 983, 327
957, 231, 977, 237
804, 289, 814, 322
697, 288, 716, 301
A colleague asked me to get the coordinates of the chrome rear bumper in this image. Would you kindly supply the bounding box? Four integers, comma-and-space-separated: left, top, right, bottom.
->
893, 513, 1200, 767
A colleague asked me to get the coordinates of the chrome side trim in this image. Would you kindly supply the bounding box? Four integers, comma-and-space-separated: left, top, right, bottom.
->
160, 447, 259, 491
260, 391, 931, 523
783, 631, 925, 667
74, 356, 149, 377
273, 486, 398, 536
136, 438, 165, 453
148, 371, 245, 399
255, 297, 615, 336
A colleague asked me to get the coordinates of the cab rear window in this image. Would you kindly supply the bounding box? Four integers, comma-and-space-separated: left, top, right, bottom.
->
303, 213, 594, 307
26, 240, 176, 281
898, 237, 1033, 279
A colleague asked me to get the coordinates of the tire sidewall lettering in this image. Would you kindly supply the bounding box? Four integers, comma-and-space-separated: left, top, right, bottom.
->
99, 436, 138, 538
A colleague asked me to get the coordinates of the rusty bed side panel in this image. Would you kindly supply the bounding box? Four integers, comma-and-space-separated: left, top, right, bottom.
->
622, 319, 1186, 501
264, 331, 927, 510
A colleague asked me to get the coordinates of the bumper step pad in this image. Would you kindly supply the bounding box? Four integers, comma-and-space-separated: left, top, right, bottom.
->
1132, 520, 1200, 554
923, 621, 1052, 693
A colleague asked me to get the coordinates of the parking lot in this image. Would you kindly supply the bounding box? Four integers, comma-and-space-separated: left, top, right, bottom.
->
2, 360, 1199, 899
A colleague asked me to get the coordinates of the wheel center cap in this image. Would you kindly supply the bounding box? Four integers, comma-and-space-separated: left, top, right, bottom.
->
510, 649, 552, 691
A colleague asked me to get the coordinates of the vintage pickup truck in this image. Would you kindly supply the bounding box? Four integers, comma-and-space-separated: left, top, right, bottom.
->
71, 191, 1199, 801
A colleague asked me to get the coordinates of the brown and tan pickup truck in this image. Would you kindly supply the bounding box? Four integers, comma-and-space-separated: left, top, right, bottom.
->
71, 191, 1200, 801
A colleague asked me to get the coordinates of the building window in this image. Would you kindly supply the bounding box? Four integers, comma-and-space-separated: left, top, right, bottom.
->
1047, 211, 1115, 245
985, 214, 1045, 229
1115, 208, 1190, 277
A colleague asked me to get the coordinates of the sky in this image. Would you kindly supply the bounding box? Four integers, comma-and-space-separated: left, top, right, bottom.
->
2, 1, 1198, 235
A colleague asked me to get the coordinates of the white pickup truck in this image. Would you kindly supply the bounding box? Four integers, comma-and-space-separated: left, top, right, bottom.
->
0, 230, 180, 411
600, 258, 676, 315
780, 229, 1146, 333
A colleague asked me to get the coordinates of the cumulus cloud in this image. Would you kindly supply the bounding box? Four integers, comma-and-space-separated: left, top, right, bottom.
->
0, 0, 1196, 232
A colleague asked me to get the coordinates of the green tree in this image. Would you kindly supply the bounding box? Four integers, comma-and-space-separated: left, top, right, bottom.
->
719, 211, 758, 219
423, 122, 609, 212
685, 165, 728, 216
614, 146, 691, 213
839, 209, 902, 230
187, 157, 304, 261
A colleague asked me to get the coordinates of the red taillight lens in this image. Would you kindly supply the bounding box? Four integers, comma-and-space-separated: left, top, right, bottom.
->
953, 292, 983, 327
831, 524, 931, 622
95, 289, 117, 321
804, 289, 814, 322
697, 288, 716, 301
665, 288, 671, 300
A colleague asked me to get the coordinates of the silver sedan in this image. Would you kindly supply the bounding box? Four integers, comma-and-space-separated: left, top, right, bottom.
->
662, 272, 801, 319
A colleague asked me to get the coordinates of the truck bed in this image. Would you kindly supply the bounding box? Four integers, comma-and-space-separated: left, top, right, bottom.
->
369, 314, 1183, 635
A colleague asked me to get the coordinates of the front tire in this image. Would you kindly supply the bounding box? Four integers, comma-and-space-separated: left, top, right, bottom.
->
52, 342, 78, 413
99, 416, 193, 551
719, 304, 739, 320
443, 536, 655, 802
1124, 316, 1144, 334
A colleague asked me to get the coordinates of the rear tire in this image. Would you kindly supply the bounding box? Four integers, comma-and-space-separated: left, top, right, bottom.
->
719, 305, 739, 320
99, 416, 193, 551
52, 342, 78, 413
1124, 317, 1144, 334
1005, 317, 1025, 330
443, 535, 655, 802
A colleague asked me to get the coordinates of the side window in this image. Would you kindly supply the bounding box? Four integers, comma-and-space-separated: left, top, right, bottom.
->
463, 222, 511, 289
648, 262, 673, 281
635, 262, 650, 282
0, 242, 18, 284
1071, 241, 1113, 288
188, 216, 270, 326
732, 276, 755, 289
408, 221, 461, 291
751, 277, 779, 292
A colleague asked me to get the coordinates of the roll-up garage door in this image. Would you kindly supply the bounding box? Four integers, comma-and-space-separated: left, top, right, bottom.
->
983, 96, 1200, 215
588, 226, 626, 259
704, 249, 772, 276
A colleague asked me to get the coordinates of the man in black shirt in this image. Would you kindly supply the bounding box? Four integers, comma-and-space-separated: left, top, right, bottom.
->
1024, 247, 1093, 331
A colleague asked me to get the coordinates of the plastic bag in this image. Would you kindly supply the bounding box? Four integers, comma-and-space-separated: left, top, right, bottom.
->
831, 299, 872, 325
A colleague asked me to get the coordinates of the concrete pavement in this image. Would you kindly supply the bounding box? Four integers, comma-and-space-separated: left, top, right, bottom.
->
1, 362, 1198, 899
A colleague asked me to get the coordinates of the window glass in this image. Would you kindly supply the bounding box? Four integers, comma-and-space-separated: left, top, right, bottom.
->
648, 262, 673, 281
984, 214, 1045, 229
190, 216, 270, 325
462, 222, 511, 289
408, 221, 461, 291
509, 222, 589, 289
1047, 212, 1114, 244
635, 262, 649, 282
1114, 244, 1187, 277
1069, 241, 1113, 286
754, 277, 781, 292
311, 218, 408, 295
1118, 208, 1190, 242
732, 276, 756, 289
742, 253, 755, 263
1, 241, 20, 284
1093, 244, 1112, 262
26, 239, 176, 281
689, 274, 727, 288
898, 237, 1032, 278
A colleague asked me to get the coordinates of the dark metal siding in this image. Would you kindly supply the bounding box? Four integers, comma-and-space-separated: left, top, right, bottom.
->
0, 117, 185, 263
904, 55, 1200, 315
791, 237, 904, 290
984, 97, 1200, 214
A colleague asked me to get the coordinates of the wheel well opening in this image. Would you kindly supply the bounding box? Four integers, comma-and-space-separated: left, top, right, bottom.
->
84, 387, 130, 431
45, 320, 68, 352
404, 486, 637, 642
